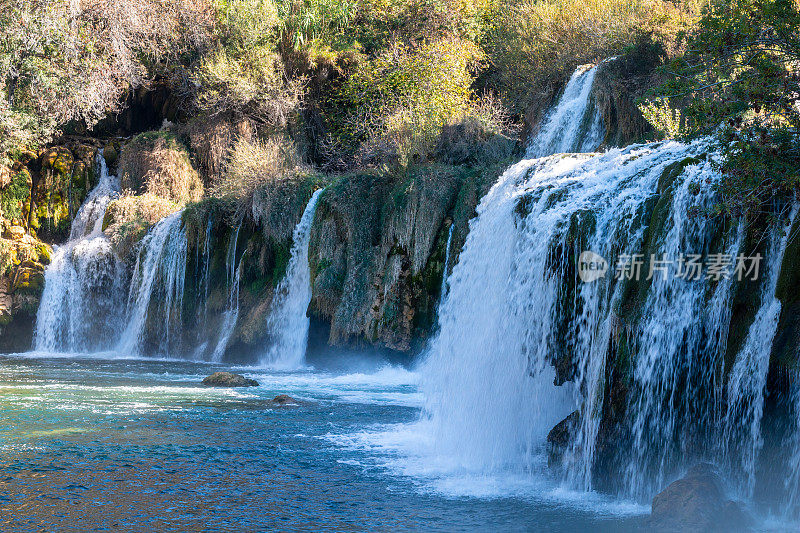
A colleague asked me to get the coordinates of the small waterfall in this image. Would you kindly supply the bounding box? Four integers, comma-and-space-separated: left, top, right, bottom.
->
526, 65, 603, 158
201, 216, 213, 330
211, 225, 243, 362
116, 211, 187, 357
438, 224, 455, 310
260, 189, 324, 368
69, 154, 119, 240
35, 152, 124, 352
723, 204, 798, 498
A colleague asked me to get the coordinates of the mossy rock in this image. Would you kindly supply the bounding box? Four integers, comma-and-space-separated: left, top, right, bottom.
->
42, 147, 75, 176
35, 243, 52, 265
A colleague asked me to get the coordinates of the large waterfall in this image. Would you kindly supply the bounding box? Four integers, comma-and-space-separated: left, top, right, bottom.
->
419, 63, 608, 472
418, 61, 800, 507
260, 188, 324, 369
34, 152, 125, 352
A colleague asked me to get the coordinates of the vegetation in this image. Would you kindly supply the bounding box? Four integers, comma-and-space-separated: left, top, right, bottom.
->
1, 0, 795, 229
643, 0, 800, 217
118, 132, 204, 204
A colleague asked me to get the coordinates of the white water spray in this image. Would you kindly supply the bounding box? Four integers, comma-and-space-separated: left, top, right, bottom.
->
260, 189, 324, 369
438, 224, 455, 310
724, 204, 798, 498
526, 65, 603, 158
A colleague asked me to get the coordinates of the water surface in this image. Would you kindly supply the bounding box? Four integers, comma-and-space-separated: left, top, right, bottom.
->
0, 353, 646, 531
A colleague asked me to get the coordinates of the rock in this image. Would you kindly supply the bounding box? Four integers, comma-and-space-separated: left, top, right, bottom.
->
547, 410, 578, 467
271, 394, 298, 405
9, 226, 24, 241
650, 463, 753, 532
201, 372, 259, 387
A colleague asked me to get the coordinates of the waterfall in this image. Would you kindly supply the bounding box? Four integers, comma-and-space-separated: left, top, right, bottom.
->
210, 225, 243, 362
786, 377, 800, 517
438, 224, 455, 310
201, 216, 213, 330
419, 62, 609, 472
34, 152, 124, 352
417, 61, 797, 501
260, 189, 324, 369
621, 159, 744, 498
419, 140, 712, 475
723, 204, 798, 499
116, 211, 187, 357
526, 64, 603, 158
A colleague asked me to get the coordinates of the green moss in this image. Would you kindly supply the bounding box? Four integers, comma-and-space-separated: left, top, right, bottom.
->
1, 169, 31, 224
35, 243, 51, 265
270, 238, 291, 286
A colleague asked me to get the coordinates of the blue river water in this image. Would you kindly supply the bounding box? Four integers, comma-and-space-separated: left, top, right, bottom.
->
0, 352, 649, 531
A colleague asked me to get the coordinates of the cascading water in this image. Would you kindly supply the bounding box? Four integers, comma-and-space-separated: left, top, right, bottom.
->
419, 62, 610, 472
621, 159, 744, 498
34, 152, 125, 352
419, 139, 716, 476
722, 204, 798, 498
417, 60, 800, 506
260, 189, 324, 369
526, 64, 603, 159
210, 225, 243, 362
116, 211, 187, 357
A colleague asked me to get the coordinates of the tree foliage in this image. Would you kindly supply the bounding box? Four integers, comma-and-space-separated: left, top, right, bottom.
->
649, 0, 800, 216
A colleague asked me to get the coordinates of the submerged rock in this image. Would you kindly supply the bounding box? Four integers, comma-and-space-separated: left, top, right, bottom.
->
649, 463, 752, 532
270, 394, 299, 406
202, 372, 258, 387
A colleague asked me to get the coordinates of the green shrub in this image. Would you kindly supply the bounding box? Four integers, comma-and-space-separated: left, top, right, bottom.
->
645, 0, 800, 217
332, 38, 511, 167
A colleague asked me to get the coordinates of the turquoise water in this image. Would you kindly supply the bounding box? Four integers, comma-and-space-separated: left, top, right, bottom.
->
0, 353, 647, 531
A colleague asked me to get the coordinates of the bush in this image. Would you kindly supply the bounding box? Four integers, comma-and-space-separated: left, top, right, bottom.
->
103, 193, 181, 258
645, 0, 800, 217
210, 137, 307, 203
489, 0, 695, 113
118, 132, 204, 204
332, 38, 511, 167
0, 0, 212, 153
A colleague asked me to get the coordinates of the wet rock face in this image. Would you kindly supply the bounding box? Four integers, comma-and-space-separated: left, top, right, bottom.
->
307, 165, 500, 353
271, 394, 298, 405
202, 372, 259, 387
649, 463, 752, 533
0, 231, 51, 351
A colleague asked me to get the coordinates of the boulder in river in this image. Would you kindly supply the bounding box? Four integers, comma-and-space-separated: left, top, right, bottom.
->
202, 372, 258, 387
649, 463, 753, 532
271, 394, 299, 406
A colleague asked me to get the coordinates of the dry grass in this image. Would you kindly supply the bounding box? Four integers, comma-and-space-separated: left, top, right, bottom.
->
118, 132, 204, 204
103, 192, 181, 258
490, 0, 701, 114
209, 136, 306, 203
